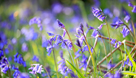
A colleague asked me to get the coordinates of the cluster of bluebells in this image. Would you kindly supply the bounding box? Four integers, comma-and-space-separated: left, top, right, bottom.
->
29, 64, 43, 74
14, 53, 26, 67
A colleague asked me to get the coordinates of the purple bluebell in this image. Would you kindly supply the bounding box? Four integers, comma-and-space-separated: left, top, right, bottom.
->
12, 38, 17, 44
42, 40, 49, 48
118, 41, 122, 45
66, 41, 72, 50
111, 39, 116, 44
79, 54, 88, 70
98, 23, 106, 30
29, 64, 43, 74
11, 64, 19, 70
18, 73, 30, 78
107, 60, 115, 70
92, 7, 105, 21
14, 53, 27, 67
121, 26, 129, 38
76, 24, 84, 36
82, 45, 88, 52
4, 48, 9, 54
0, 49, 4, 59
110, 19, 124, 29
62, 29, 66, 38
132, 6, 136, 13
57, 19, 65, 29
22, 43, 28, 52
91, 29, 98, 38
32, 55, 39, 62
8, 56, 12, 62
104, 8, 113, 18
46, 46, 53, 56
114, 43, 118, 48
114, 71, 123, 78
32, 32, 38, 40
124, 15, 130, 23
13, 70, 21, 78
0, 57, 9, 73
128, 2, 134, 7
29, 17, 43, 31
75, 49, 81, 59
52, 3, 63, 14
75, 39, 82, 48
47, 32, 54, 36
123, 58, 133, 67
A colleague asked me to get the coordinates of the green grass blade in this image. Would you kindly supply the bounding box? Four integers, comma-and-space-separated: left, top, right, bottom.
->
122, 71, 136, 76
66, 60, 85, 78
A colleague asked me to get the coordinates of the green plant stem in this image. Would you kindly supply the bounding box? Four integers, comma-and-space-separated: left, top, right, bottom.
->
64, 28, 78, 68
131, 20, 135, 38
83, 34, 96, 77
52, 49, 59, 78
0, 69, 1, 78
8, 68, 11, 78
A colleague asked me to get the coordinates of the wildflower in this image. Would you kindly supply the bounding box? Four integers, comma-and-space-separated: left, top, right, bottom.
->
123, 58, 133, 67
75, 49, 81, 59
47, 32, 54, 36
57, 19, 65, 29
111, 39, 116, 44
13, 70, 21, 78
91, 29, 98, 38
132, 6, 136, 13
0, 57, 9, 73
98, 23, 106, 30
18, 73, 30, 78
29, 64, 43, 74
32, 55, 39, 62
121, 26, 129, 38
128, 2, 134, 7
110, 18, 124, 29
92, 7, 105, 21
29, 17, 43, 31
124, 15, 130, 23
104, 8, 113, 18
107, 60, 115, 69
14, 53, 27, 67
79, 54, 88, 70
75, 39, 82, 48
114, 71, 123, 78
22, 43, 28, 52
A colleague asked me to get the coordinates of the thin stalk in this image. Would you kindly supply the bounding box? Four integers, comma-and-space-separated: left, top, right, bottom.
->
0, 70, 1, 78
105, 19, 112, 61
131, 20, 135, 38
64, 28, 78, 68
52, 49, 59, 78
83, 34, 96, 77
8, 68, 11, 78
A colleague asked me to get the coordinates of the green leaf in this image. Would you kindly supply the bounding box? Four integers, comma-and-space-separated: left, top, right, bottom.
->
66, 60, 85, 78
122, 71, 136, 76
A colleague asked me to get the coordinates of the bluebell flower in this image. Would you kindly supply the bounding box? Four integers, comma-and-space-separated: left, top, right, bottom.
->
75, 39, 82, 48
121, 26, 129, 38
46, 46, 53, 56
92, 7, 105, 21
124, 15, 130, 23
12, 38, 17, 44
110, 19, 124, 29
91, 29, 98, 38
32, 32, 38, 40
123, 58, 133, 67
79, 54, 88, 70
42, 40, 49, 48
11, 64, 19, 70
18, 73, 30, 78
29, 64, 43, 74
32, 55, 39, 62
29, 17, 43, 31
0, 57, 9, 73
128, 2, 133, 7
22, 43, 28, 52
62, 29, 66, 38
98, 23, 106, 30
0, 49, 4, 59
111, 39, 116, 44
47, 32, 54, 36
107, 60, 115, 69
57, 19, 65, 29
75, 49, 81, 59
5, 48, 9, 54
114, 71, 123, 78
13, 70, 21, 78
132, 6, 136, 13
14, 53, 27, 67
104, 8, 113, 18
